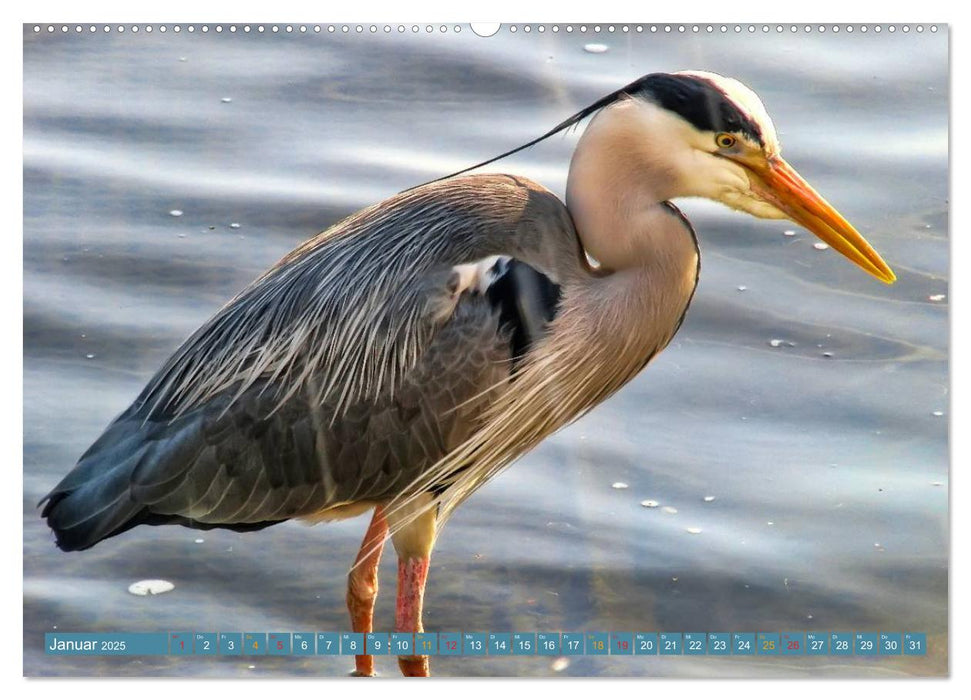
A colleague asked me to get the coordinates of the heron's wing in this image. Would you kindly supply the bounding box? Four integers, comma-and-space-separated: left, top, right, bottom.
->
41, 294, 507, 547
135, 174, 582, 421
40, 184, 571, 550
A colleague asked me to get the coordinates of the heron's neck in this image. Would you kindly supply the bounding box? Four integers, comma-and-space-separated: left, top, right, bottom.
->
563, 98, 700, 361
566, 98, 697, 273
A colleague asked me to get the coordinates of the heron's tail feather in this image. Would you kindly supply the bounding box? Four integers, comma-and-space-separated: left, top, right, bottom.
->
41, 395, 298, 551
39, 420, 161, 552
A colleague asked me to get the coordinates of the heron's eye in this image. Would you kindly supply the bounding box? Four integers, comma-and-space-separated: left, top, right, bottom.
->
715, 133, 736, 149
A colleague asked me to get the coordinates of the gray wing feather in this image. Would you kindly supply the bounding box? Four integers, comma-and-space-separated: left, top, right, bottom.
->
42, 293, 514, 549
138, 174, 580, 420
41, 175, 577, 551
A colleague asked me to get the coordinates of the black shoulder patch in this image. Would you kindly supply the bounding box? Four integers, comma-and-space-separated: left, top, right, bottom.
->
625, 73, 764, 146
485, 260, 561, 365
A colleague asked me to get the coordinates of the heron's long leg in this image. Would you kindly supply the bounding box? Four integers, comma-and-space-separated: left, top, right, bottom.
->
387, 495, 437, 677
347, 505, 388, 677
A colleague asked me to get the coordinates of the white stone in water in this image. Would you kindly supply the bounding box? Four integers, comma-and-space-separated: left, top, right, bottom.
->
703, 496, 715, 502
230, 222, 241, 229
932, 410, 944, 417
169, 209, 183, 217
929, 294, 946, 302
640, 500, 659, 508
686, 527, 702, 535
737, 285, 747, 292
822, 351, 834, 358
221, 97, 233, 103
769, 339, 785, 348
766, 521, 774, 526
128, 579, 175, 596
611, 482, 628, 490
551, 656, 570, 672
813, 242, 830, 250
583, 43, 609, 53
85, 353, 95, 359
783, 230, 796, 236
662, 506, 678, 514
194, 538, 205, 543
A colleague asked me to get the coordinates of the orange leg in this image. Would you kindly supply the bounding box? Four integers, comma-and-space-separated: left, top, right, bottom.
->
395, 556, 431, 676
387, 496, 437, 677
346, 506, 388, 676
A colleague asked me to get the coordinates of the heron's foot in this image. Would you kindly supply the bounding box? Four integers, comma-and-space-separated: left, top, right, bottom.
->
398, 654, 430, 677
352, 654, 377, 677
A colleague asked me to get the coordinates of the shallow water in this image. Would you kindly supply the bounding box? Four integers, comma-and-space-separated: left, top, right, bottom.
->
23, 25, 948, 677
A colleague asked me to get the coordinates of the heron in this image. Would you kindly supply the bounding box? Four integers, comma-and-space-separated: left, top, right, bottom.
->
40, 70, 894, 676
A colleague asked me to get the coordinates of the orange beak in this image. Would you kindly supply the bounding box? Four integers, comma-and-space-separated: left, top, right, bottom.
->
748, 156, 896, 284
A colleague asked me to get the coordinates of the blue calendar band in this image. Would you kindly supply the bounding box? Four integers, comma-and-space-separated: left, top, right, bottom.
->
45, 631, 927, 656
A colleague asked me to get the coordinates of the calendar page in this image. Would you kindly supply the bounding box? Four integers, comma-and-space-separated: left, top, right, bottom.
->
23, 21, 948, 679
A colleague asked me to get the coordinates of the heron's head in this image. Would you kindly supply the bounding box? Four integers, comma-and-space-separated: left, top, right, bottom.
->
592, 71, 895, 283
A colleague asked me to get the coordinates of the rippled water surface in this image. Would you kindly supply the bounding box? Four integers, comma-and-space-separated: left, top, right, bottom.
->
23, 26, 949, 677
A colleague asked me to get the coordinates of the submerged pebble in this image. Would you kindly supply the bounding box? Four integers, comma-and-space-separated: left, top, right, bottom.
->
929, 294, 946, 302
168, 209, 183, 217
128, 579, 175, 596
703, 496, 715, 502
931, 410, 944, 417
640, 499, 659, 508
813, 242, 830, 250
662, 506, 678, 514
783, 229, 796, 237
230, 222, 241, 229
737, 285, 747, 292
221, 97, 233, 103
583, 43, 609, 53
685, 527, 702, 535
611, 482, 628, 490
769, 339, 785, 348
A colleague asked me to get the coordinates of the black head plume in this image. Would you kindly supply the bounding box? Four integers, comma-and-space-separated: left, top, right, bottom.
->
405, 72, 765, 192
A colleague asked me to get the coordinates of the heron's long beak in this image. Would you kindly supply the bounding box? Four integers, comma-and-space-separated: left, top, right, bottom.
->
751, 157, 896, 284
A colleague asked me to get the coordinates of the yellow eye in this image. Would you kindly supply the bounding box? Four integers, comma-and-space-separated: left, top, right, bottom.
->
715, 133, 736, 149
